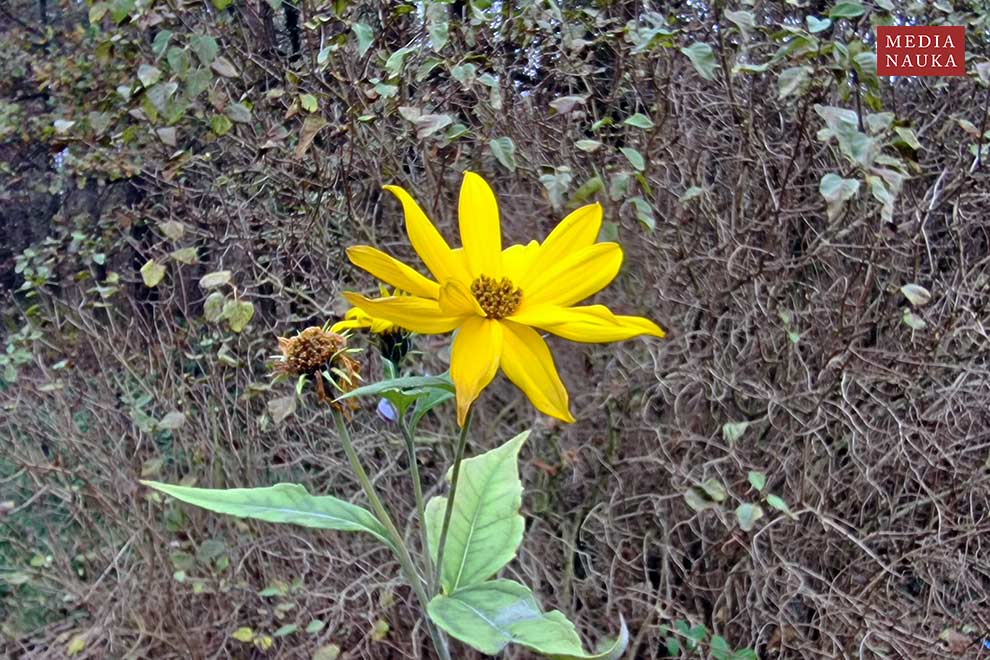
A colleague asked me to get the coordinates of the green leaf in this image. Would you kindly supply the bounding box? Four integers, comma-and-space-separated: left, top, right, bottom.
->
273, 624, 297, 637
574, 139, 602, 152
231, 627, 254, 642
300, 93, 318, 113
570, 176, 604, 206
829, 1, 866, 19
747, 471, 766, 492
199, 270, 232, 289
489, 137, 517, 172
352, 23, 374, 57
893, 126, 921, 151
700, 479, 727, 503
722, 420, 750, 443
900, 283, 931, 307
427, 579, 628, 659
778, 66, 810, 99
140, 259, 166, 287
765, 494, 793, 516
313, 644, 341, 660
151, 30, 173, 58
138, 64, 162, 87
213, 0, 233, 8
223, 300, 255, 333
170, 247, 198, 264
628, 196, 654, 230
190, 34, 219, 66
426, 2, 448, 51
226, 102, 251, 124
623, 113, 654, 129
203, 291, 226, 322
337, 373, 453, 402
806, 16, 832, 33
211, 115, 233, 136
385, 47, 414, 77
680, 42, 718, 81
902, 308, 926, 330
735, 503, 764, 531
89, 3, 108, 24
142, 481, 395, 549
305, 619, 325, 634
619, 147, 645, 171
819, 173, 860, 221
724, 10, 755, 39
425, 432, 529, 592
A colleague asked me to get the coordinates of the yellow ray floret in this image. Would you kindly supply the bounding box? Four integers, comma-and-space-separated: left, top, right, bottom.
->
344, 171, 665, 425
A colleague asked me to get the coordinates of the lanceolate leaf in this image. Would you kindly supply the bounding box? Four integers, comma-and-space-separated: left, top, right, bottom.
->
143, 482, 394, 550
425, 431, 528, 593
427, 579, 628, 659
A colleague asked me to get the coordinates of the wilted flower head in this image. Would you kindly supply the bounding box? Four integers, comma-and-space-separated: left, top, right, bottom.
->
274, 325, 362, 410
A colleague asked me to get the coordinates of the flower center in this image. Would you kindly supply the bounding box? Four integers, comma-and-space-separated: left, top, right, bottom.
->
470, 275, 522, 319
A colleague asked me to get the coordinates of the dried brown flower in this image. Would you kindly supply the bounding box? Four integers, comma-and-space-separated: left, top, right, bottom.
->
274, 326, 362, 413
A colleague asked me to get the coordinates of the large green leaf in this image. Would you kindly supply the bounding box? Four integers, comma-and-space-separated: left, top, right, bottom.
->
143, 482, 393, 549
427, 579, 628, 659
425, 431, 528, 593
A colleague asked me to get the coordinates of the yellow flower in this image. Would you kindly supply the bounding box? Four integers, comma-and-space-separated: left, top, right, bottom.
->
330, 305, 397, 335
343, 171, 665, 425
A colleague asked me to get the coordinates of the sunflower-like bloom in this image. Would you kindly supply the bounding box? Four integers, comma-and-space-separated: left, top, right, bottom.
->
344, 171, 665, 425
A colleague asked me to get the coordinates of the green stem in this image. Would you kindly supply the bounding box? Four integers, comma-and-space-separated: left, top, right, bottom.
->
433, 408, 472, 591
400, 417, 436, 593
331, 409, 451, 660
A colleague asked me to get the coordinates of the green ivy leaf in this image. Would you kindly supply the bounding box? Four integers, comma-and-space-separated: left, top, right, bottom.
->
765, 494, 793, 517
574, 139, 602, 152
425, 432, 529, 592
806, 16, 832, 33
735, 503, 764, 531
829, 1, 866, 19
619, 147, 645, 171
623, 113, 654, 129
747, 471, 767, 492
223, 299, 255, 333
778, 66, 810, 99
142, 481, 395, 549
489, 136, 517, 172
352, 23, 374, 57
300, 93, 318, 113
140, 259, 166, 287
210, 115, 233, 136
680, 42, 718, 81
190, 34, 219, 66
427, 579, 628, 659
203, 291, 226, 322
819, 173, 860, 221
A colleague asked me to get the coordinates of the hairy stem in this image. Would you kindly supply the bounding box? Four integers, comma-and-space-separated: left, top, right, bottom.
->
433, 408, 472, 591
400, 417, 436, 593
331, 409, 451, 660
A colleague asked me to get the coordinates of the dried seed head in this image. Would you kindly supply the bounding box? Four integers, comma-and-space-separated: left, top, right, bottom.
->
274, 326, 363, 412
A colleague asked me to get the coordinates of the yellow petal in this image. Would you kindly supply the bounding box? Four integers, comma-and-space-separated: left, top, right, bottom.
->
501, 240, 540, 283
346, 245, 440, 299
439, 280, 485, 317
343, 292, 463, 334
520, 243, 623, 309
510, 304, 666, 342
537, 203, 602, 268
383, 185, 470, 285
450, 317, 503, 426
458, 171, 502, 278
329, 318, 364, 333
499, 321, 573, 422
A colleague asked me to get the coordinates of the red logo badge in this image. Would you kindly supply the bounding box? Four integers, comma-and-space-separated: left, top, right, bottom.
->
877, 26, 965, 77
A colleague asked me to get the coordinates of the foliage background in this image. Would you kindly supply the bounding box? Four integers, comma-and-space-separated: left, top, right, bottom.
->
2, 0, 989, 657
